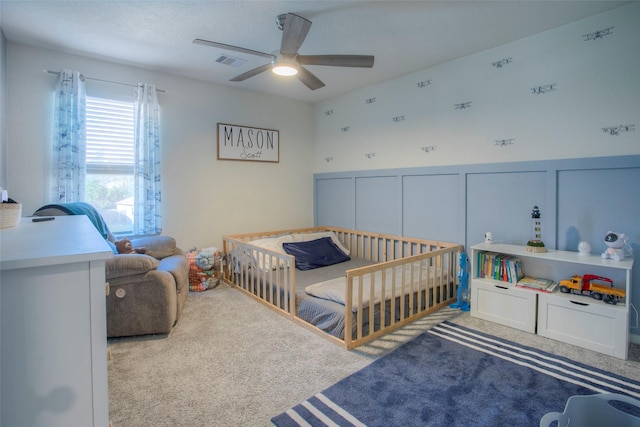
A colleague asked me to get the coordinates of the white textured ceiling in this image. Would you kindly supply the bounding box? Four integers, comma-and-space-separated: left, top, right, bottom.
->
0, 1, 629, 103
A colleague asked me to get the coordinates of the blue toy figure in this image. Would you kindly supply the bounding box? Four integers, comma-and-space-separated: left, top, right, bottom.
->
450, 252, 470, 311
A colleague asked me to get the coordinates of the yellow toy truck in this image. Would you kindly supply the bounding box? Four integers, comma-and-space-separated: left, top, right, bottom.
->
559, 274, 625, 305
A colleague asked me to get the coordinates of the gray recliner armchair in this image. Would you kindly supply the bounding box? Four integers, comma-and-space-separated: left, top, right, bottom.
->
34, 203, 189, 338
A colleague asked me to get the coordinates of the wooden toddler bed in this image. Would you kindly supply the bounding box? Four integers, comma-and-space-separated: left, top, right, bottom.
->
222, 226, 463, 349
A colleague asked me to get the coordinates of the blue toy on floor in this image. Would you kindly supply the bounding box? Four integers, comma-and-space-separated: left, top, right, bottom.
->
450, 252, 470, 311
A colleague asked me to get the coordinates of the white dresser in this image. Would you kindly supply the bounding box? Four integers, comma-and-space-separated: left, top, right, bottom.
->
1, 215, 113, 426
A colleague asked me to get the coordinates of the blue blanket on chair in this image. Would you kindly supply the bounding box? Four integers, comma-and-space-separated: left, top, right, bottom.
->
35, 202, 111, 240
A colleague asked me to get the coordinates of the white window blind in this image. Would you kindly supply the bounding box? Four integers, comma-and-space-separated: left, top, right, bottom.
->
86, 97, 134, 172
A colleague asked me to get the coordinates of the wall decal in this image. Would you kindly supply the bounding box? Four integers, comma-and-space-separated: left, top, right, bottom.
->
454, 102, 472, 110
494, 139, 515, 147
365, 153, 376, 159
324, 109, 334, 116
492, 57, 513, 68
365, 97, 376, 104
422, 146, 436, 153
341, 126, 351, 132
392, 115, 405, 122
416, 79, 432, 88
531, 84, 556, 94
583, 26, 614, 41
217, 123, 279, 163
602, 124, 635, 135
325, 157, 333, 162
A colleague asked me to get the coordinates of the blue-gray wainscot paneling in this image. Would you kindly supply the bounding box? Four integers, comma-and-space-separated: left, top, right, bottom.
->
314, 155, 640, 336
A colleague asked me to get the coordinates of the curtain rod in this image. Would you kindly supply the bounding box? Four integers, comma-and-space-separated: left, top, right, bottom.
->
43, 69, 167, 93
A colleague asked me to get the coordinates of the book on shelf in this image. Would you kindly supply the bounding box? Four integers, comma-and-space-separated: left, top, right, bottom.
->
516, 276, 558, 293
476, 252, 524, 284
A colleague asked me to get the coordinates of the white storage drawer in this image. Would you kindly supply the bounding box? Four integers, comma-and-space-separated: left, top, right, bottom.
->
471, 279, 537, 333
537, 292, 628, 359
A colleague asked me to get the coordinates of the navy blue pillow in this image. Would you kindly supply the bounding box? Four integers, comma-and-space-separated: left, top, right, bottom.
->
282, 237, 351, 271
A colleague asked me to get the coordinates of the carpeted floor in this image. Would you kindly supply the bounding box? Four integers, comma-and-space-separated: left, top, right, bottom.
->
108, 283, 640, 427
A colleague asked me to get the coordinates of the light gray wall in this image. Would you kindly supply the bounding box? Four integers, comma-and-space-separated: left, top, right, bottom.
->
0, 29, 7, 190
4, 43, 314, 250
312, 3, 640, 172
312, 2, 640, 341
0, 25, 3, 417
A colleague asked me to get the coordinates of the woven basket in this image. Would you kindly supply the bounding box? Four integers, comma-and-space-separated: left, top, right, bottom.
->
188, 269, 220, 292
0, 203, 22, 229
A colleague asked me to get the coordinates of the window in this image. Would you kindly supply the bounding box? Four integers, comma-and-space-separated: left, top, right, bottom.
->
85, 96, 135, 235
52, 73, 161, 236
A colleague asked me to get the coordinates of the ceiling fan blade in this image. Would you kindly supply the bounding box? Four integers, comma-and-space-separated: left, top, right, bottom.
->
296, 66, 325, 90
297, 55, 375, 68
193, 38, 274, 60
280, 13, 311, 56
229, 63, 272, 82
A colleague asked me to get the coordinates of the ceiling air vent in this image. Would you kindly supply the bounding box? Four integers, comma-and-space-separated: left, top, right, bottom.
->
215, 55, 247, 68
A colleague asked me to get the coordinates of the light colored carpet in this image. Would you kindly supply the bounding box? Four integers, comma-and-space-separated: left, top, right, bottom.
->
108, 284, 640, 427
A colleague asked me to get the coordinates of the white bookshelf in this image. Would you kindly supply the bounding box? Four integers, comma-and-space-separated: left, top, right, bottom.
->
470, 242, 633, 359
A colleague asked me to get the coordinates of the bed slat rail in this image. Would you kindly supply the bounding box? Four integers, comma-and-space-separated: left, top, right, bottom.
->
324, 227, 451, 262
223, 237, 296, 317
223, 227, 462, 349
344, 244, 462, 349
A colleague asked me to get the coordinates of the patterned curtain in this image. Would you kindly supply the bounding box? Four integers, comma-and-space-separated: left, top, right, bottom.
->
51, 69, 86, 202
133, 83, 162, 235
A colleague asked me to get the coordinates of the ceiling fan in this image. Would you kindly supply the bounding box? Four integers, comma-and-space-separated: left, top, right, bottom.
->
193, 13, 375, 90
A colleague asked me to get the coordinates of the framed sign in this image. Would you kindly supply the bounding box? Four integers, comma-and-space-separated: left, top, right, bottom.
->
217, 123, 279, 163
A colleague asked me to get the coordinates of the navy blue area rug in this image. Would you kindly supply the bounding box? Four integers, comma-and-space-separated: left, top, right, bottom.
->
272, 321, 640, 427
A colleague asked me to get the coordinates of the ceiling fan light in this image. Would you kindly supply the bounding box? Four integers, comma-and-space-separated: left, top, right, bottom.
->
272, 62, 298, 76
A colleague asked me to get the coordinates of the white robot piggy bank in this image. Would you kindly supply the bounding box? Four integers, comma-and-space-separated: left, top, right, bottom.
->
602, 231, 626, 261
